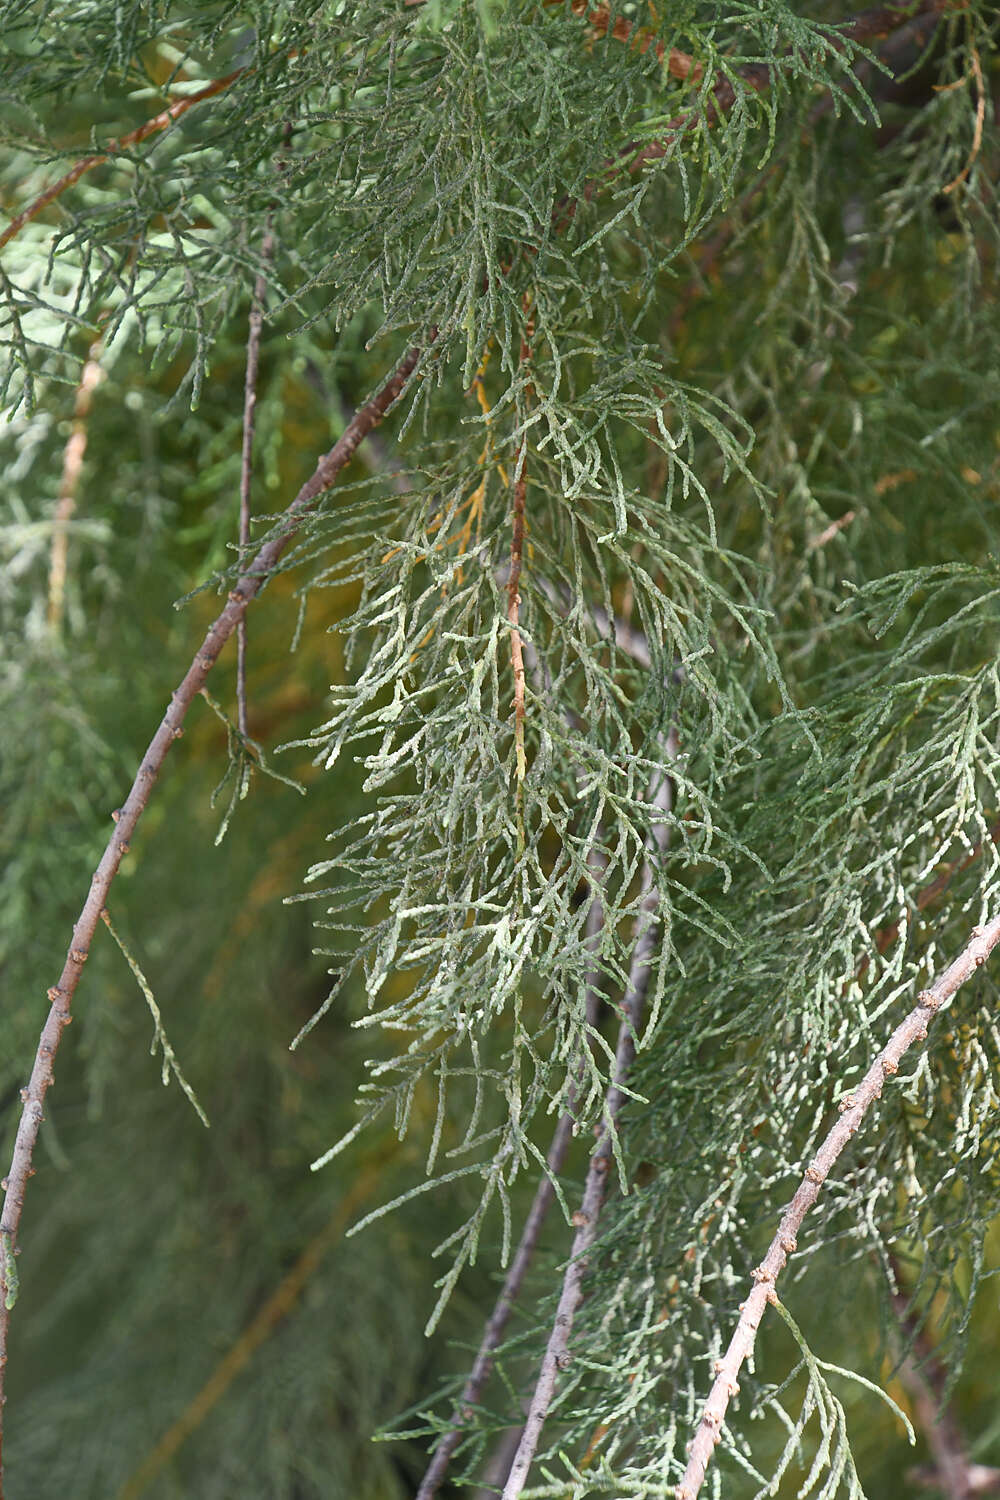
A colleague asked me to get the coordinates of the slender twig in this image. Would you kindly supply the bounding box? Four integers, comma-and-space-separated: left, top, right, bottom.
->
677, 911, 1000, 1500
236, 229, 275, 738
628, 0, 959, 175
0, 69, 246, 252
556, 0, 958, 230
0, 337, 429, 1491
415, 871, 606, 1500
501, 744, 677, 1500
508, 464, 528, 802
508, 307, 533, 838
47, 343, 104, 632
942, 38, 985, 196
861, 815, 1000, 976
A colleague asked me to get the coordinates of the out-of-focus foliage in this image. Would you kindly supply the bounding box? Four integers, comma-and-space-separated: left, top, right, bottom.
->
2, 1, 1000, 1497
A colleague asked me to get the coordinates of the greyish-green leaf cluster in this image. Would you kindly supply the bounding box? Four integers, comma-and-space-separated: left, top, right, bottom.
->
2, 1, 999, 1497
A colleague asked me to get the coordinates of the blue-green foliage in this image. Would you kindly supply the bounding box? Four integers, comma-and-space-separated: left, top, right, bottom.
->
2, 1, 1000, 1495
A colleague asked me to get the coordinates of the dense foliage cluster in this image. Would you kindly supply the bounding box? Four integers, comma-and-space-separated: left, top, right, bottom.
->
2, 2, 999, 1496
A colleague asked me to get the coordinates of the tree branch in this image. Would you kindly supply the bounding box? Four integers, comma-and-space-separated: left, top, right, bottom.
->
501, 744, 677, 1500
0, 69, 247, 252
676, 911, 1000, 1500
556, 0, 958, 228
0, 337, 428, 1492
630, 0, 959, 174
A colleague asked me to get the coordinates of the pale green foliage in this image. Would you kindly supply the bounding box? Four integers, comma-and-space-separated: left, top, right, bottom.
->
2, 1, 1000, 1497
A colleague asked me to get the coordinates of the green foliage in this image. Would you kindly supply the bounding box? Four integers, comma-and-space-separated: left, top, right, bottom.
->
2, 1, 1000, 1497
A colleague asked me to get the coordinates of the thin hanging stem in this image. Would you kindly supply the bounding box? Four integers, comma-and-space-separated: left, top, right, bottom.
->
0, 68, 247, 252
676, 912, 1000, 1500
0, 336, 429, 1494
416, 860, 606, 1500
501, 740, 677, 1500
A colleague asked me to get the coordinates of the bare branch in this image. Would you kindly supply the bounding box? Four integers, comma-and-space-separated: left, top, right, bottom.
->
501, 742, 677, 1500
0, 337, 429, 1489
676, 912, 1000, 1500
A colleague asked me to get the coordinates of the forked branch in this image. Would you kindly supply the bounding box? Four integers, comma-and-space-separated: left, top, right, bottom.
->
676, 912, 1000, 1500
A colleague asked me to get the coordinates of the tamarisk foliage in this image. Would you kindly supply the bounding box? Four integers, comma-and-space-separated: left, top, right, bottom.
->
2, 1, 1000, 1496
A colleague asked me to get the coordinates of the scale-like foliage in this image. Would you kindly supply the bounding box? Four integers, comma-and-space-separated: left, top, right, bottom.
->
2, 1, 1000, 1496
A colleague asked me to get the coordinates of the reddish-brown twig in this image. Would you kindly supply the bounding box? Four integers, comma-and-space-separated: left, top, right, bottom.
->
0, 69, 246, 252
501, 745, 677, 1500
0, 337, 428, 1493
508, 463, 528, 801
677, 911, 1000, 1500
559, 0, 959, 228
507, 304, 534, 835
47, 341, 104, 631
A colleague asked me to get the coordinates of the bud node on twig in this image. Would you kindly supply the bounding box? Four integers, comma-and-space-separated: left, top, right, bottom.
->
805, 1165, 823, 1183
837, 1094, 856, 1112
882, 1056, 899, 1075
916, 990, 940, 1010
69, 949, 87, 964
